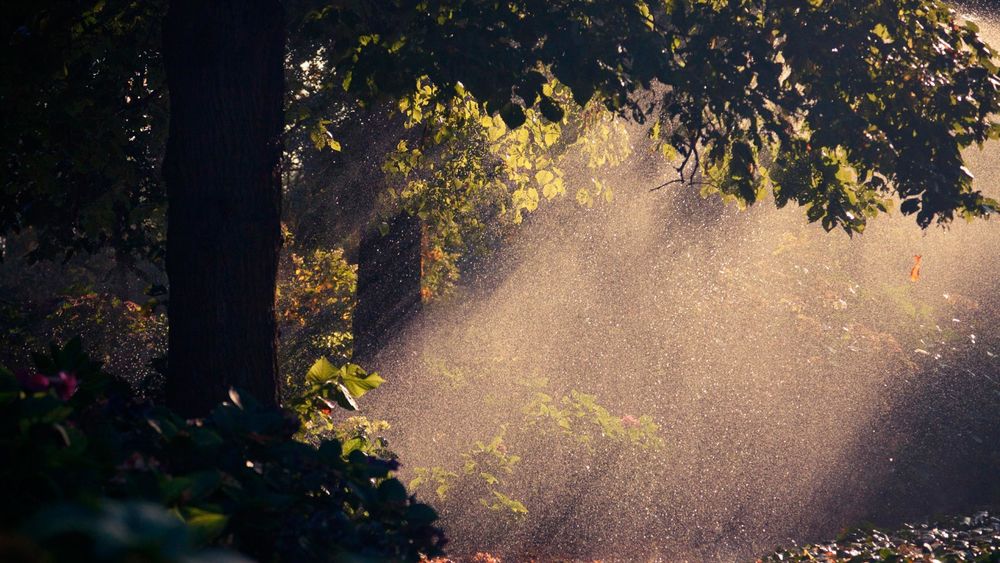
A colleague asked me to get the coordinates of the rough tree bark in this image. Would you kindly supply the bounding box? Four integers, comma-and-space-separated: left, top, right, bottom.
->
162, 0, 284, 417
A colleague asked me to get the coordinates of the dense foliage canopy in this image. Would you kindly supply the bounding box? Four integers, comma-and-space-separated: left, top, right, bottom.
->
1, 1, 166, 263
323, 0, 1000, 231
3, 0, 999, 266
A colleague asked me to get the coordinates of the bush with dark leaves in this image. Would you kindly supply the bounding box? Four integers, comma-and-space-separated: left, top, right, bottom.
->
0, 338, 446, 562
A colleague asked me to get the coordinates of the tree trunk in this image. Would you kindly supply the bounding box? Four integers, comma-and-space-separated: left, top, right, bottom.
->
352, 213, 423, 362
162, 0, 284, 417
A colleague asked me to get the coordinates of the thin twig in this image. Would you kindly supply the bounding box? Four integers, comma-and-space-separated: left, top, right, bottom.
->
650, 178, 683, 191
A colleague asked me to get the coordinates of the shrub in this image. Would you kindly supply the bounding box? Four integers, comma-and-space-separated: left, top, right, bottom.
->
277, 248, 357, 383
0, 339, 446, 562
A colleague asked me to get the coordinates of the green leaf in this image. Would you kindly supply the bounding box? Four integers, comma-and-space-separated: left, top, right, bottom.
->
378, 478, 407, 503
569, 81, 595, 107
306, 358, 338, 384
328, 383, 359, 411
405, 503, 438, 525
339, 364, 385, 398
342, 437, 365, 454
499, 102, 526, 129
490, 490, 528, 514
538, 95, 565, 123
872, 23, 893, 43
518, 71, 547, 107
731, 141, 753, 167
0, 365, 18, 404
309, 128, 324, 150
180, 507, 229, 544
162, 471, 222, 504
542, 179, 563, 200
535, 170, 555, 185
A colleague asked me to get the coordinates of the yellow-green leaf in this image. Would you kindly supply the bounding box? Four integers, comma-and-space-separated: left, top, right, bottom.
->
306, 357, 338, 383
535, 170, 555, 185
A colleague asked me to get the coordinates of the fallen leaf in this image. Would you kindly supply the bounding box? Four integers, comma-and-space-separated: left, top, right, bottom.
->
910, 254, 922, 282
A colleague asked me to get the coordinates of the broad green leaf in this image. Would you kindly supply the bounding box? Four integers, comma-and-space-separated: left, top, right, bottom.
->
306, 357, 338, 383
340, 365, 385, 398
325, 382, 359, 411
342, 437, 364, 454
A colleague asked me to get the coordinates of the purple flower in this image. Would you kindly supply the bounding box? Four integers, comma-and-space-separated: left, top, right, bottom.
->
15, 369, 51, 392
13, 368, 78, 400
55, 371, 79, 400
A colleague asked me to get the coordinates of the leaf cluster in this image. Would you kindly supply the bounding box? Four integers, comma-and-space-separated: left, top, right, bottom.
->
317, 0, 1000, 232
7, 0, 998, 267
291, 357, 385, 429
380, 77, 629, 298
277, 248, 357, 379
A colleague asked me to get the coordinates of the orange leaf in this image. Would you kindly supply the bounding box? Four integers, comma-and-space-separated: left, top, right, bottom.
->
909, 254, 922, 282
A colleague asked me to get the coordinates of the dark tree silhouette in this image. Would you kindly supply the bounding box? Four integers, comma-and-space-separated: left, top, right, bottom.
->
162, 0, 285, 415
353, 212, 423, 362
